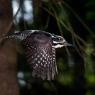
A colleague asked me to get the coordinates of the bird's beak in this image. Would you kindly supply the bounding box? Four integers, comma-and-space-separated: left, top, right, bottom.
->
52, 35, 72, 48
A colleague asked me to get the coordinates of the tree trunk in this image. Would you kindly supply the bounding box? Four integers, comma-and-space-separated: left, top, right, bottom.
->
0, 0, 19, 95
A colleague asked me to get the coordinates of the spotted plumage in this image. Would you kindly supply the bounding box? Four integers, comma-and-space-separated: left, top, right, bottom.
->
6, 30, 71, 80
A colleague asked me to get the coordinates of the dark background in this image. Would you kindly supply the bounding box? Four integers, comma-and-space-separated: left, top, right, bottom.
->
11, 0, 95, 95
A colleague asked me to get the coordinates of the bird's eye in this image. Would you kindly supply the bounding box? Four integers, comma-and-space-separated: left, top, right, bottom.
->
52, 37, 62, 42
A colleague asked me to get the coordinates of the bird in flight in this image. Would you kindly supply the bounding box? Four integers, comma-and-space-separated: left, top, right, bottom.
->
6, 30, 71, 80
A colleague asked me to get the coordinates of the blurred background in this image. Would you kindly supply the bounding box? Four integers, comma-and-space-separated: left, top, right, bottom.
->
11, 0, 95, 95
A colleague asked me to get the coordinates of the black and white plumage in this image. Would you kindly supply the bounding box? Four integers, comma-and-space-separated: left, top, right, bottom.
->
7, 30, 71, 80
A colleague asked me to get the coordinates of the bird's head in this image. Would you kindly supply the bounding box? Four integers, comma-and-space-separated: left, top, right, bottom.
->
51, 34, 72, 48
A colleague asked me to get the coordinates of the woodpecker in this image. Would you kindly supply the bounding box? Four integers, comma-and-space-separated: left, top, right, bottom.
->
6, 30, 71, 80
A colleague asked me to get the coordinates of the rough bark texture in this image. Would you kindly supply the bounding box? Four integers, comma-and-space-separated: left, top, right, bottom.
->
0, 0, 19, 95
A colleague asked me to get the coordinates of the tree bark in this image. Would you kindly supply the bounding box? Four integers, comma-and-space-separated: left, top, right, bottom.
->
0, 0, 19, 95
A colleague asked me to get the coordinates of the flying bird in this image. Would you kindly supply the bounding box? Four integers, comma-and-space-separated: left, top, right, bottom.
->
6, 30, 71, 80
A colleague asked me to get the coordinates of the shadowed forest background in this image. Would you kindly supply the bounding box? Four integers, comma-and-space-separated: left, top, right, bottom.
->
0, 0, 95, 95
